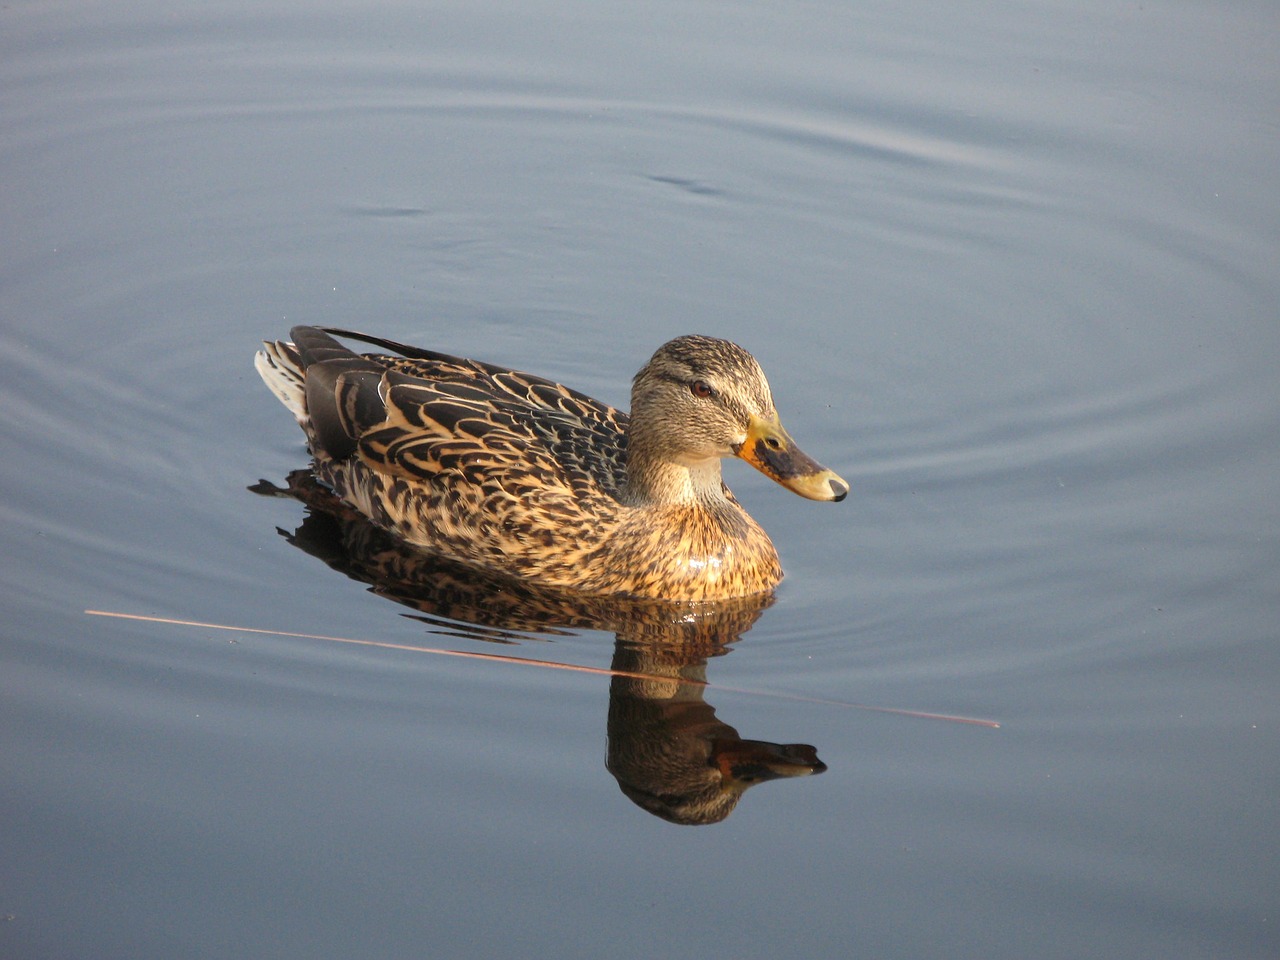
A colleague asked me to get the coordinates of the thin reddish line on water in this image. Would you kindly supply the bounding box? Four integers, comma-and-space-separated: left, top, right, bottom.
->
84, 609, 1000, 728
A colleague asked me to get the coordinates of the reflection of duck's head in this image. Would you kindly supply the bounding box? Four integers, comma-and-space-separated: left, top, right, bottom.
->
606, 638, 825, 826
609, 728, 826, 826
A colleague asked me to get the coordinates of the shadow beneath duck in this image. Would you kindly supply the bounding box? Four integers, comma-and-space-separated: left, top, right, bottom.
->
252, 469, 826, 825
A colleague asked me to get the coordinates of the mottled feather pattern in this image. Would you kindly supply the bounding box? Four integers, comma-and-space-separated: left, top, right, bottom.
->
254, 468, 775, 640
255, 326, 844, 599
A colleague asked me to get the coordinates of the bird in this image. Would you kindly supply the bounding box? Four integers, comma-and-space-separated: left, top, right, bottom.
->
255, 326, 846, 600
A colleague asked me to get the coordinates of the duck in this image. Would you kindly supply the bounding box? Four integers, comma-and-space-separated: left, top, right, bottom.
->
255, 326, 847, 600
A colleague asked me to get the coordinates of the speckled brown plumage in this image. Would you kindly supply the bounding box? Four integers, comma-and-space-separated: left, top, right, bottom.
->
252, 467, 825, 824
255, 326, 846, 600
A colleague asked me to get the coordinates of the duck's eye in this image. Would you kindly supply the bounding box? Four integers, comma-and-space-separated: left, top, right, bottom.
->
690, 380, 716, 399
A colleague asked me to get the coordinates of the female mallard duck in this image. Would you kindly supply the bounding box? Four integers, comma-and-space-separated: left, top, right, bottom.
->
256, 327, 846, 600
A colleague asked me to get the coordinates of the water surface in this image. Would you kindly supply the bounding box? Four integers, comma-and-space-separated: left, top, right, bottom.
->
2, 1, 1277, 958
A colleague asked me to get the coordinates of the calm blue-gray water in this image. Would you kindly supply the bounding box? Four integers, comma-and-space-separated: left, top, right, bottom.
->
2, 1, 1277, 958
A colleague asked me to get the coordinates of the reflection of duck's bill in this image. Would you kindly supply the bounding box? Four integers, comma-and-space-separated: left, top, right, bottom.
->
734, 414, 849, 502
712, 738, 827, 784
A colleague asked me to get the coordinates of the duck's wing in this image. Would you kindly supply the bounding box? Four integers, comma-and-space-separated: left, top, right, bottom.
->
323, 326, 624, 436
291, 326, 628, 502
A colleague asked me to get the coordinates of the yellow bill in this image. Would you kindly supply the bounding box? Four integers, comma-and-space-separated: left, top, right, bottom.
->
734, 413, 848, 502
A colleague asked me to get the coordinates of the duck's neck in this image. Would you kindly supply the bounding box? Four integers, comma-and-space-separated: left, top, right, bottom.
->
623, 447, 730, 509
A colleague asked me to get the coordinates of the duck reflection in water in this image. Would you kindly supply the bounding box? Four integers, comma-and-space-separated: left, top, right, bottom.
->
253, 470, 826, 825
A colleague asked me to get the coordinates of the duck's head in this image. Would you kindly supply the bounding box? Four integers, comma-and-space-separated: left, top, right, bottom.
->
628, 335, 848, 503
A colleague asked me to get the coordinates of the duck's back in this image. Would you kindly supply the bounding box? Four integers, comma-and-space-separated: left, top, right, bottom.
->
257, 327, 631, 582
360, 346, 630, 504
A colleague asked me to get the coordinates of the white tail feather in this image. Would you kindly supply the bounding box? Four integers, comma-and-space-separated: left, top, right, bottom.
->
254, 341, 308, 425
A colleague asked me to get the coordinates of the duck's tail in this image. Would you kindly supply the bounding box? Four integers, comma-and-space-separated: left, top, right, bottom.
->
254, 338, 308, 425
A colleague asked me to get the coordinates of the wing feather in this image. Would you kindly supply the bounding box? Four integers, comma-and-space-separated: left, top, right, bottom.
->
290, 328, 628, 507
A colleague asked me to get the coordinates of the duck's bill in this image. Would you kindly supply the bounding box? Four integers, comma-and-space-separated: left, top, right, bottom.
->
711, 738, 827, 784
735, 414, 849, 502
